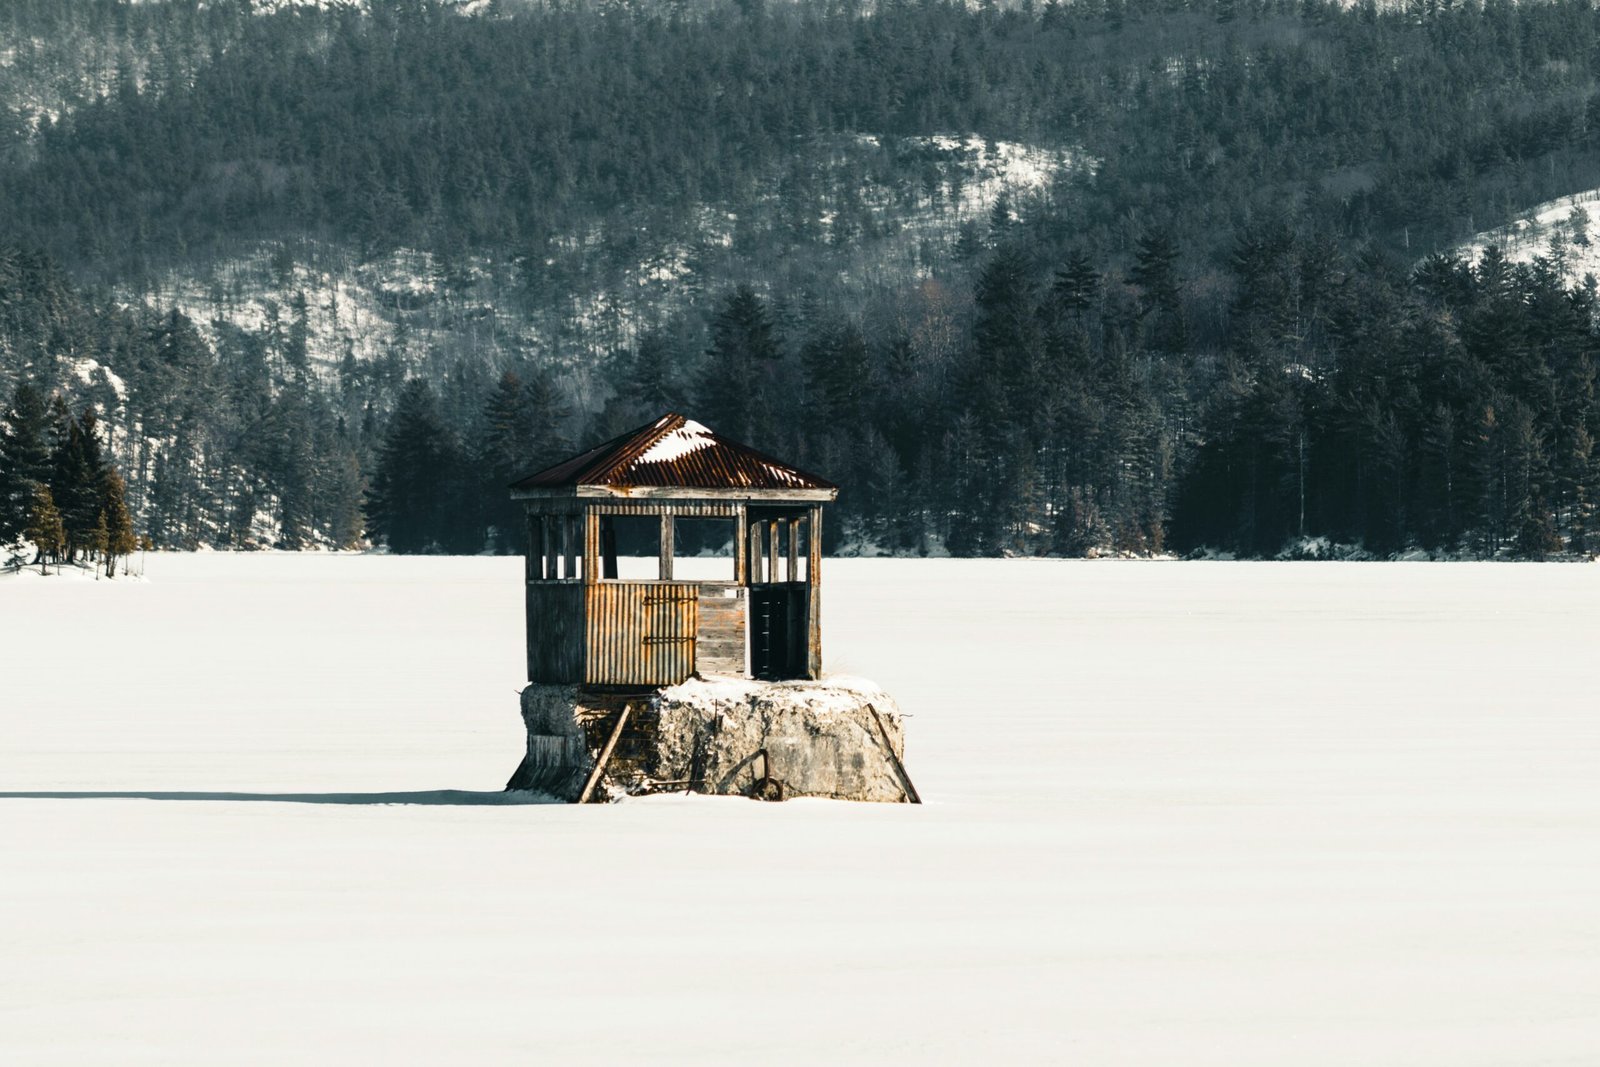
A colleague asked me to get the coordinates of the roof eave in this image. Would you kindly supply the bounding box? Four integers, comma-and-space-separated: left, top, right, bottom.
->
511, 484, 837, 503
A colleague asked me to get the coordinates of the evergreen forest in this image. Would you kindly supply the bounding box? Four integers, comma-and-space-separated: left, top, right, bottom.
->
5, 0, 1600, 558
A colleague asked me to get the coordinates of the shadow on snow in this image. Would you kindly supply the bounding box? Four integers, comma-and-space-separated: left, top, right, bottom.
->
0, 789, 558, 806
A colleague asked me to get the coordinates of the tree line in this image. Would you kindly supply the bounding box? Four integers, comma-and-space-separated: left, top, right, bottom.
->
5, 0, 1600, 559
0, 381, 137, 574
10, 221, 1596, 561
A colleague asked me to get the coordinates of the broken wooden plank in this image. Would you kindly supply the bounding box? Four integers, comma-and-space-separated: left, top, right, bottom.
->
577, 704, 632, 804
867, 703, 921, 804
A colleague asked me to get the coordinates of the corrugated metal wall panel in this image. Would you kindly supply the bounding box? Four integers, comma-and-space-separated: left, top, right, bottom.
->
585, 582, 698, 686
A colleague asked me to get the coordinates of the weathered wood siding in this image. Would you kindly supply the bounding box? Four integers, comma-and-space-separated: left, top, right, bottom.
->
526, 582, 586, 682
695, 582, 746, 675
585, 582, 699, 686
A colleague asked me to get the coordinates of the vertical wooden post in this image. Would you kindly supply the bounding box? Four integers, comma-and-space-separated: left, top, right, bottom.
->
807, 506, 822, 679
583, 509, 599, 585
787, 516, 801, 582
540, 515, 553, 580
525, 510, 537, 581
749, 521, 763, 583
767, 520, 779, 585
734, 505, 748, 584
659, 512, 674, 580
562, 515, 576, 580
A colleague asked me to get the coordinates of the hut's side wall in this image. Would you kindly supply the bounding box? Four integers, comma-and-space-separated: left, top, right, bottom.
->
526, 583, 586, 682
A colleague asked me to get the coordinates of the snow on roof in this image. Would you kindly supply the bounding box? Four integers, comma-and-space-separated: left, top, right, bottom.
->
636, 419, 716, 465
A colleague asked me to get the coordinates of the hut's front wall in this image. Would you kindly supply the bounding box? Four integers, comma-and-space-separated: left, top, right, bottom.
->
583, 581, 699, 686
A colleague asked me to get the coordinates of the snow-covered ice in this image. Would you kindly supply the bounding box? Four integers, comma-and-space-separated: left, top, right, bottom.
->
2, 556, 1599, 1064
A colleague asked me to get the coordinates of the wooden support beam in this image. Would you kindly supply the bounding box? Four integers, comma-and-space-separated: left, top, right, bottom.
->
867, 704, 921, 804
563, 515, 578, 580
534, 511, 547, 579
733, 505, 748, 584
807, 505, 822, 678
540, 516, 553, 580
577, 705, 631, 804
767, 520, 779, 585
659, 514, 674, 580
749, 522, 763, 583
787, 517, 801, 582
583, 510, 600, 585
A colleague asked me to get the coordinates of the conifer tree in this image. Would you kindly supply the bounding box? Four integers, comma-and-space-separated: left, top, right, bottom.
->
91, 510, 110, 575
50, 407, 109, 561
0, 382, 54, 542
702, 286, 781, 444
367, 379, 469, 554
24, 484, 65, 574
101, 468, 137, 577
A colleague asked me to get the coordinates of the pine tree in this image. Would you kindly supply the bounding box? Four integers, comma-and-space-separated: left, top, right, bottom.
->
702, 286, 781, 443
802, 321, 871, 429
1051, 251, 1100, 318
91, 510, 110, 575
1131, 229, 1186, 355
51, 406, 109, 561
367, 379, 469, 554
101, 468, 137, 577
476, 369, 570, 552
24, 484, 65, 574
0, 382, 54, 542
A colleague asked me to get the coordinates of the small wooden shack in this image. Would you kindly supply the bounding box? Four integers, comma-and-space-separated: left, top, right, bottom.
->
511, 413, 838, 687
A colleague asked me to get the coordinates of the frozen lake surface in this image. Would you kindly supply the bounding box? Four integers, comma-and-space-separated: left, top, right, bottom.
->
3, 556, 1599, 1064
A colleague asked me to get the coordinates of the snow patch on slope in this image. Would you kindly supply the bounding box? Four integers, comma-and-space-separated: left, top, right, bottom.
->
123, 134, 1088, 378
1457, 188, 1600, 280
132, 245, 514, 379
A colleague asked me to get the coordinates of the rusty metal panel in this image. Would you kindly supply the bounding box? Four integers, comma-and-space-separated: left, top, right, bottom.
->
585, 582, 698, 686
526, 582, 585, 683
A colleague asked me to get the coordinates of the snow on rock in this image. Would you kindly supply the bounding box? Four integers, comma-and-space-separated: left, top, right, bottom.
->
508, 675, 912, 802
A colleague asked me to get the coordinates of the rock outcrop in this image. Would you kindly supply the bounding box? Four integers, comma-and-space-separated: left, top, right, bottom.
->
506, 676, 915, 803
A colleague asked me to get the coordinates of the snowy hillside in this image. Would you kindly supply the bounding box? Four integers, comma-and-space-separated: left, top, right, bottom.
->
132, 135, 1087, 379
1456, 187, 1600, 280
3, 557, 1599, 1062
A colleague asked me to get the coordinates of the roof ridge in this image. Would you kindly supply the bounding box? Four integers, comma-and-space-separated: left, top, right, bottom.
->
510, 412, 837, 493
581, 412, 685, 484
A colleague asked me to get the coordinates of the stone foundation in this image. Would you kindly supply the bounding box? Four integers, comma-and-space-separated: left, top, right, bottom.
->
505, 676, 915, 803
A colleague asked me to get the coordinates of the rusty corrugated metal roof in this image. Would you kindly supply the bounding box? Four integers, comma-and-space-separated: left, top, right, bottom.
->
511, 413, 837, 493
